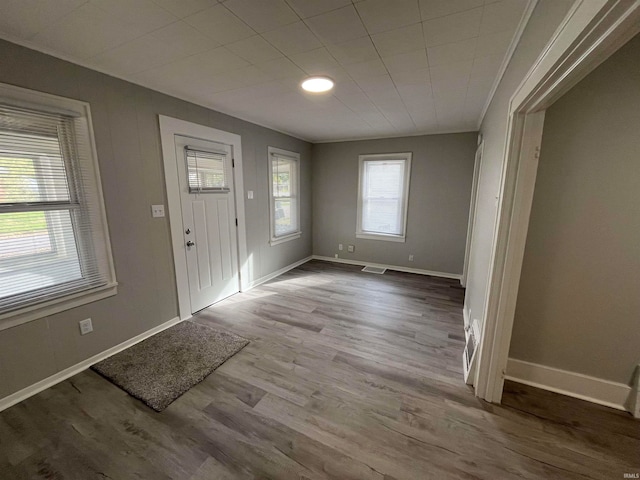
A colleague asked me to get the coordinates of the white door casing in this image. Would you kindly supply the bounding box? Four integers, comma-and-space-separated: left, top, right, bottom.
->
159, 116, 248, 320
473, 0, 640, 404
461, 141, 484, 290
175, 136, 239, 312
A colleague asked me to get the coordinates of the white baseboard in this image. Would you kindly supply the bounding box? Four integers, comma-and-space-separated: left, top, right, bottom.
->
312, 255, 461, 280
0, 316, 184, 412
243, 255, 313, 291
506, 358, 632, 412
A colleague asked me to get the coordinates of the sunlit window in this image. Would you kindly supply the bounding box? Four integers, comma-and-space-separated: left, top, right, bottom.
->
357, 153, 412, 242
268, 147, 301, 245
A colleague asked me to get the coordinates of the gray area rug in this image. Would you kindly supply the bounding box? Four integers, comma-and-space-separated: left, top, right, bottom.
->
91, 321, 248, 411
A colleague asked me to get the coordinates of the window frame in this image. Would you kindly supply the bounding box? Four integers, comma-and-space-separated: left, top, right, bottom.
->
0, 83, 117, 331
356, 152, 412, 243
267, 146, 301, 246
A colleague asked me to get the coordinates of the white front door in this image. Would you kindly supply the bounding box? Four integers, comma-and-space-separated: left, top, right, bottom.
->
174, 135, 239, 313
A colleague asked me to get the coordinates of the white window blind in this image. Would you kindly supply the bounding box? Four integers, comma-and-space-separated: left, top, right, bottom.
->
268, 147, 300, 244
185, 147, 229, 193
357, 153, 411, 241
0, 102, 113, 315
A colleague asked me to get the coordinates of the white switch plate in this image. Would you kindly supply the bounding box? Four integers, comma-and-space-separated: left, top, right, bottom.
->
79, 318, 93, 335
151, 204, 165, 218
338, 244, 343, 251
409, 254, 414, 261
247, 190, 254, 199
347, 245, 355, 253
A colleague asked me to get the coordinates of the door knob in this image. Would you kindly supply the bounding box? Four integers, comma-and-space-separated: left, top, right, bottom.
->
186, 241, 195, 247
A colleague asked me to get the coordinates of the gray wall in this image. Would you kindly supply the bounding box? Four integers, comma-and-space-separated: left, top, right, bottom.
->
0, 39, 312, 400
509, 34, 640, 384
312, 133, 477, 274
464, 0, 574, 327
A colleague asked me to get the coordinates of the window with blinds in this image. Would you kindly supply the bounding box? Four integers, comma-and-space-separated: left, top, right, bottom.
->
357, 152, 412, 242
268, 147, 301, 244
185, 147, 229, 193
0, 90, 115, 319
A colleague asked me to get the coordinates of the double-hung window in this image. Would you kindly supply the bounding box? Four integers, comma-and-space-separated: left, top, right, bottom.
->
357, 152, 412, 242
268, 147, 301, 245
0, 83, 116, 326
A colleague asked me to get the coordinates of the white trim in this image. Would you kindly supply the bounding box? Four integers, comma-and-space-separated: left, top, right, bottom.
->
159, 116, 248, 320
463, 305, 470, 330
268, 146, 302, 246
461, 141, 483, 287
312, 128, 478, 144
477, 0, 539, 129
0, 316, 183, 412
356, 152, 412, 241
312, 255, 461, 280
355, 233, 406, 243
506, 358, 632, 412
475, 111, 545, 401
474, 0, 640, 405
243, 255, 312, 291
269, 233, 302, 246
0, 82, 117, 331
0, 284, 117, 332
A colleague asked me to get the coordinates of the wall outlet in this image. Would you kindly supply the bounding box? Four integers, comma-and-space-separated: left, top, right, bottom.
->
79, 318, 93, 335
347, 245, 355, 253
338, 243, 343, 251
408, 254, 414, 261
247, 190, 254, 199
151, 204, 165, 218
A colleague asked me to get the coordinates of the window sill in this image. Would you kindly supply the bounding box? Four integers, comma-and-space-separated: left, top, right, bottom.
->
270, 232, 301, 246
356, 232, 406, 243
0, 282, 118, 332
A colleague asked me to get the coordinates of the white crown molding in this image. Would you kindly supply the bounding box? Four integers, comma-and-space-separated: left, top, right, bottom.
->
477, 0, 539, 129
312, 128, 478, 144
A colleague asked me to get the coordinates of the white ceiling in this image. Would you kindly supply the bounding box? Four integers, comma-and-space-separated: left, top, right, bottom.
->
0, 0, 529, 142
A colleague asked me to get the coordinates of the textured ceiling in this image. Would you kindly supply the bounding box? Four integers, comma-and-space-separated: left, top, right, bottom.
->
0, 0, 529, 142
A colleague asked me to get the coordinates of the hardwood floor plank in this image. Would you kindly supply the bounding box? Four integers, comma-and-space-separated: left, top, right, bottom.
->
0, 260, 637, 480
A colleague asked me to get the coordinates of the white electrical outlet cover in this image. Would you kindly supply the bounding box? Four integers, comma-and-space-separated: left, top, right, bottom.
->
151, 204, 165, 218
79, 318, 93, 335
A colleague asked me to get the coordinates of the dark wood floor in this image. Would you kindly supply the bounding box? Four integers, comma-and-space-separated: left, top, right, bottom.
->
0, 260, 638, 479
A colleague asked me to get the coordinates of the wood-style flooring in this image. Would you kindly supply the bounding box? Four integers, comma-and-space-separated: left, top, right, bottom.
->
0, 260, 638, 479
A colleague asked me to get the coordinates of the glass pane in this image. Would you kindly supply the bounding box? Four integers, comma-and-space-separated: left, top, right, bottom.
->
0, 133, 71, 204
363, 198, 401, 234
362, 160, 405, 235
0, 210, 82, 299
274, 198, 298, 236
272, 158, 293, 197
186, 150, 228, 191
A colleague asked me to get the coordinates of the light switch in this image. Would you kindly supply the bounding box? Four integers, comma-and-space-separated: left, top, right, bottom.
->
151, 204, 165, 218
247, 190, 254, 200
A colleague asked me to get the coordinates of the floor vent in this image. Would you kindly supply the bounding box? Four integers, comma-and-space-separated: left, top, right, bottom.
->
362, 266, 386, 274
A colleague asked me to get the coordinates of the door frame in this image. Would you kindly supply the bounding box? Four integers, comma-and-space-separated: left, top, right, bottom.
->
159, 116, 248, 320
461, 141, 483, 289
474, 0, 640, 403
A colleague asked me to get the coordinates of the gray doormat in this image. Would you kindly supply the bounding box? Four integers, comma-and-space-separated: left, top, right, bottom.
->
91, 321, 248, 411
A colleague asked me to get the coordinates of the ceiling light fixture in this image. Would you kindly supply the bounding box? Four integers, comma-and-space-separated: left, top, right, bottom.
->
301, 76, 334, 93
